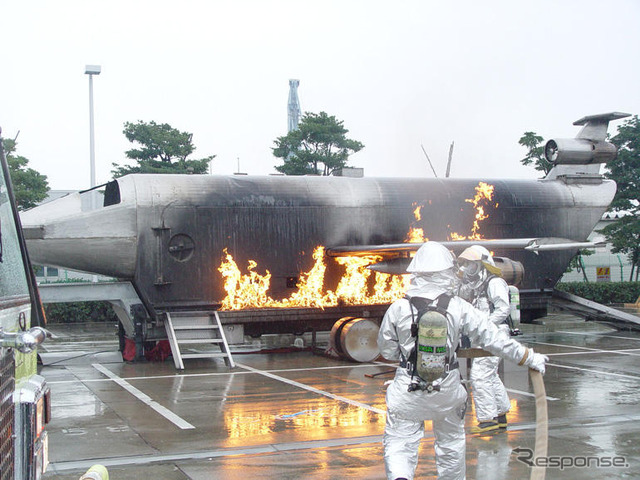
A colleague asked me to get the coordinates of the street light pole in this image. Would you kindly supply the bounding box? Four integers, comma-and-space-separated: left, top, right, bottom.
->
85, 65, 101, 284
85, 65, 101, 188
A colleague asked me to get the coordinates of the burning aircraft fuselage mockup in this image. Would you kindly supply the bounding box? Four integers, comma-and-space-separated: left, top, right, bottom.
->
21, 112, 628, 338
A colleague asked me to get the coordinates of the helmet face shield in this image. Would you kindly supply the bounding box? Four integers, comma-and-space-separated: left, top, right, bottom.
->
458, 258, 481, 280
457, 245, 503, 279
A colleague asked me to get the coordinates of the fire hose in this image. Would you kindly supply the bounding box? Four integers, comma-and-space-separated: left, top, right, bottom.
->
529, 368, 548, 480
458, 348, 548, 479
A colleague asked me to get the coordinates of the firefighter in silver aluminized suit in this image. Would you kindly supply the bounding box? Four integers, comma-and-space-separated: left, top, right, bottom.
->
458, 245, 512, 434
377, 242, 547, 480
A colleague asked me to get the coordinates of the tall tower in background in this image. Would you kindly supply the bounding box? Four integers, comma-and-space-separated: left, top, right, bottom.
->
288, 79, 301, 132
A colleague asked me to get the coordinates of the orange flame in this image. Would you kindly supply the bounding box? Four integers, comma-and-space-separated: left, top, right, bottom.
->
413, 204, 422, 222
449, 182, 495, 240
218, 251, 273, 310
406, 203, 428, 243
218, 247, 409, 310
218, 182, 495, 310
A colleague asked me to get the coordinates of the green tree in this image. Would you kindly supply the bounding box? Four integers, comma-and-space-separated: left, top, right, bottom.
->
518, 131, 553, 175
599, 216, 640, 280
273, 112, 364, 175
112, 121, 215, 177
600, 115, 640, 280
520, 130, 592, 280
566, 250, 594, 282
2, 138, 49, 210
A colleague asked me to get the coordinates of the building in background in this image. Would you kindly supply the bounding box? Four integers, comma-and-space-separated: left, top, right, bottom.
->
560, 211, 634, 283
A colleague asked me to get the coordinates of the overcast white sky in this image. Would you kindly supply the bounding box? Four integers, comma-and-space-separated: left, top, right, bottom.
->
1, 0, 638, 190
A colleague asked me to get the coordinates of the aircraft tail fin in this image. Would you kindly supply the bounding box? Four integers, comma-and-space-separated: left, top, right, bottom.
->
544, 112, 630, 180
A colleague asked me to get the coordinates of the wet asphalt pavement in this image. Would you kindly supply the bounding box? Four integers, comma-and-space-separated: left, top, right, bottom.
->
39, 314, 640, 479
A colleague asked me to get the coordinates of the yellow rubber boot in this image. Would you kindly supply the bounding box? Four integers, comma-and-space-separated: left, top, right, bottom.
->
470, 420, 499, 434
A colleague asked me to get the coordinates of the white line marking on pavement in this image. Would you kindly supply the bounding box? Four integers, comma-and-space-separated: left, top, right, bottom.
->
555, 331, 640, 342
47, 412, 640, 472
546, 348, 640, 357
47, 434, 386, 472
547, 362, 640, 381
92, 363, 195, 430
546, 350, 609, 356
530, 340, 640, 357
505, 388, 559, 401
236, 362, 386, 415
48, 362, 380, 385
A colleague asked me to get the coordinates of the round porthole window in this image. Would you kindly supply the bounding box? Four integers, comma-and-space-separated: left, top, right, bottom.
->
168, 234, 195, 262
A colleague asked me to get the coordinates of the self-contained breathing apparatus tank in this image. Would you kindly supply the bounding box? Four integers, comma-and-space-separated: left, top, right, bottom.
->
509, 286, 520, 326
417, 310, 448, 383
407, 295, 453, 393
507, 285, 522, 336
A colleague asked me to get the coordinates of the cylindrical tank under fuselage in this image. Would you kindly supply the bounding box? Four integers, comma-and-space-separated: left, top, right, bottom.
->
21, 174, 616, 318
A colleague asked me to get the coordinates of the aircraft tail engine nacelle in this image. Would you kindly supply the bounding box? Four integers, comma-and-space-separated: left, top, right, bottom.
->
544, 138, 617, 165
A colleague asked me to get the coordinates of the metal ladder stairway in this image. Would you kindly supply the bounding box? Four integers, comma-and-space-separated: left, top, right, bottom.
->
163, 311, 235, 370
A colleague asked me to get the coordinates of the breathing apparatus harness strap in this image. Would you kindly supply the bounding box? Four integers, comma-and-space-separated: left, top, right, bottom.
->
403, 293, 457, 392
474, 273, 497, 311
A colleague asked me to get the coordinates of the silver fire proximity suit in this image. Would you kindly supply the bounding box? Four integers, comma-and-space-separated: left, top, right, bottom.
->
468, 275, 511, 423
458, 245, 512, 425
378, 242, 546, 480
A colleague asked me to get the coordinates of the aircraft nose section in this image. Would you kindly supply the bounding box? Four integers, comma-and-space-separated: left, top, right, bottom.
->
20, 189, 137, 278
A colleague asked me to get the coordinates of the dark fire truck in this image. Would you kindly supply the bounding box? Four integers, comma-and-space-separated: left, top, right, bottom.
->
0, 130, 50, 479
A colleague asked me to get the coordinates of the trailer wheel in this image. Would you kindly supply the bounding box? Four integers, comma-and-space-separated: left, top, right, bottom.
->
330, 317, 380, 363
